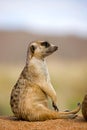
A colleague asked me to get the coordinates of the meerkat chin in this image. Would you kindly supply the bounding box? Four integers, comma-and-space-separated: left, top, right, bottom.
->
10, 41, 81, 121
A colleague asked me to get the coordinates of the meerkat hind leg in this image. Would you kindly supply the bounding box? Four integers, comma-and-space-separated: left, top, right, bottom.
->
26, 104, 78, 121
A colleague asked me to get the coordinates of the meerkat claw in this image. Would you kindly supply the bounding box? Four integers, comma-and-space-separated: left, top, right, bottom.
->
52, 102, 59, 111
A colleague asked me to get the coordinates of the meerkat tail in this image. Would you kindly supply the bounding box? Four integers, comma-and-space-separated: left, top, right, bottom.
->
67, 103, 81, 114
59, 103, 81, 115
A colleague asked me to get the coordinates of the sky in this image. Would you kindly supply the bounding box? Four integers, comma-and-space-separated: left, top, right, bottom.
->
0, 0, 87, 37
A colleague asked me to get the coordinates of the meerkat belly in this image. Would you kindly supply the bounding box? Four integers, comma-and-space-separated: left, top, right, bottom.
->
24, 85, 48, 109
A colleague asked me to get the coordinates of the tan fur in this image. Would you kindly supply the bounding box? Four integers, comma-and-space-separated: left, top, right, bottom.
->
10, 41, 81, 121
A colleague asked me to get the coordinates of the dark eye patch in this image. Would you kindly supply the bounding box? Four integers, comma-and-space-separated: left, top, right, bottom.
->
30, 45, 36, 53
41, 41, 50, 48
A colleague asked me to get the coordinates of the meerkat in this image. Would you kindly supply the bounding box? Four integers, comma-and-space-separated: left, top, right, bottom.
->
10, 41, 81, 121
82, 95, 87, 121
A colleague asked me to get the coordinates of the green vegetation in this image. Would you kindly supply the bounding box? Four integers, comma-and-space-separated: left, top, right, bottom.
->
0, 61, 87, 115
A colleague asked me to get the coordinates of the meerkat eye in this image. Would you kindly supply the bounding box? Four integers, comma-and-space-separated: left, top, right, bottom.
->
41, 41, 50, 48
30, 45, 36, 53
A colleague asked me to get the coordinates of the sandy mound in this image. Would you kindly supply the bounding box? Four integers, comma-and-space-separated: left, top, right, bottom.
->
0, 116, 87, 130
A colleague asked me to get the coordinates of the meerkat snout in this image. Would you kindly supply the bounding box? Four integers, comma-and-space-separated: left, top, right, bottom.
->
28, 41, 58, 59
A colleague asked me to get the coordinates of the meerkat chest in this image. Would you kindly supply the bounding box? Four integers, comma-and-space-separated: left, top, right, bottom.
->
30, 58, 50, 81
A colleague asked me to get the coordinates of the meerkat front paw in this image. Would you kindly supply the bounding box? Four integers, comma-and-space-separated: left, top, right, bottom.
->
52, 102, 59, 111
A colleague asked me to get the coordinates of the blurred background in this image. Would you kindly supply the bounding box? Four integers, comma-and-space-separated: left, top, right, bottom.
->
0, 0, 87, 115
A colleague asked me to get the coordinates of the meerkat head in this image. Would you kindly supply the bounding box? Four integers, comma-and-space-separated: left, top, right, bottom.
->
27, 41, 58, 60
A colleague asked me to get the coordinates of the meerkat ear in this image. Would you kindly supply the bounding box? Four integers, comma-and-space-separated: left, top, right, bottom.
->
30, 45, 36, 53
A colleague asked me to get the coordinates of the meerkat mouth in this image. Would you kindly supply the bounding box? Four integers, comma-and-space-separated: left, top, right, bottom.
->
46, 46, 58, 54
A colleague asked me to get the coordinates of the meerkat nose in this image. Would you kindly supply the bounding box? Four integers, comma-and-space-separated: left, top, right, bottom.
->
56, 46, 58, 50
54, 46, 58, 51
